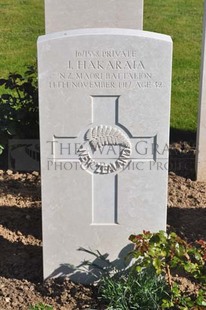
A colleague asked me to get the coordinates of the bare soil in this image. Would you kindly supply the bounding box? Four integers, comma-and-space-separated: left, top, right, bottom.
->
0, 141, 206, 309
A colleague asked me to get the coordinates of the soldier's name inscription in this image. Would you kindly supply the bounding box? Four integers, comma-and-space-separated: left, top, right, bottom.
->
48, 49, 164, 90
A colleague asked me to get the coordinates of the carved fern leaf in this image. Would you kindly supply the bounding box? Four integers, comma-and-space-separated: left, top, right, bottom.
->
86, 125, 130, 151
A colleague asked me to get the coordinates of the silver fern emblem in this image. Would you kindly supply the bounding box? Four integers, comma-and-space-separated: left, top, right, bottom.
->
86, 125, 131, 151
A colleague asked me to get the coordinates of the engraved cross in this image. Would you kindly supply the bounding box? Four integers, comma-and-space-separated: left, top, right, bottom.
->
51, 96, 156, 225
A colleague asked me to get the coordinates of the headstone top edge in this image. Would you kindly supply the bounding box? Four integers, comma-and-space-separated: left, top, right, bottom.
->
38, 28, 172, 44
44, 0, 144, 33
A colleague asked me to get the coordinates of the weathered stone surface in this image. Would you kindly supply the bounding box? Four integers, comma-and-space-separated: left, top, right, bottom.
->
45, 0, 144, 33
38, 28, 172, 283
196, 0, 206, 181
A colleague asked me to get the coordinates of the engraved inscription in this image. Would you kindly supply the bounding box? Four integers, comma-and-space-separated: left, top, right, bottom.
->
75, 50, 139, 58
48, 49, 165, 90
68, 60, 145, 70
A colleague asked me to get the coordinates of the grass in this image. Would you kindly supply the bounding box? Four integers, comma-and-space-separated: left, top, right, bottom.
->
99, 269, 168, 310
0, 0, 44, 77
144, 0, 204, 132
0, 0, 204, 132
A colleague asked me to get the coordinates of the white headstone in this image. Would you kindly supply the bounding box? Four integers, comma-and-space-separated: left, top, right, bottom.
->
38, 28, 172, 283
196, 0, 206, 181
45, 0, 144, 33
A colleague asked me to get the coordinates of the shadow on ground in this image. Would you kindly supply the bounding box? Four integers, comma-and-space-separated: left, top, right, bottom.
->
0, 177, 41, 200
167, 207, 206, 242
170, 128, 196, 144
169, 128, 196, 179
0, 235, 42, 282
0, 205, 42, 240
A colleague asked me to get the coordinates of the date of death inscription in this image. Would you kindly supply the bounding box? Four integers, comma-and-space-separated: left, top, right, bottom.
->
48, 50, 165, 90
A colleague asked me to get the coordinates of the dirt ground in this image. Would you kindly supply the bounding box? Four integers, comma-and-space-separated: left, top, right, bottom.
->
0, 141, 206, 309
